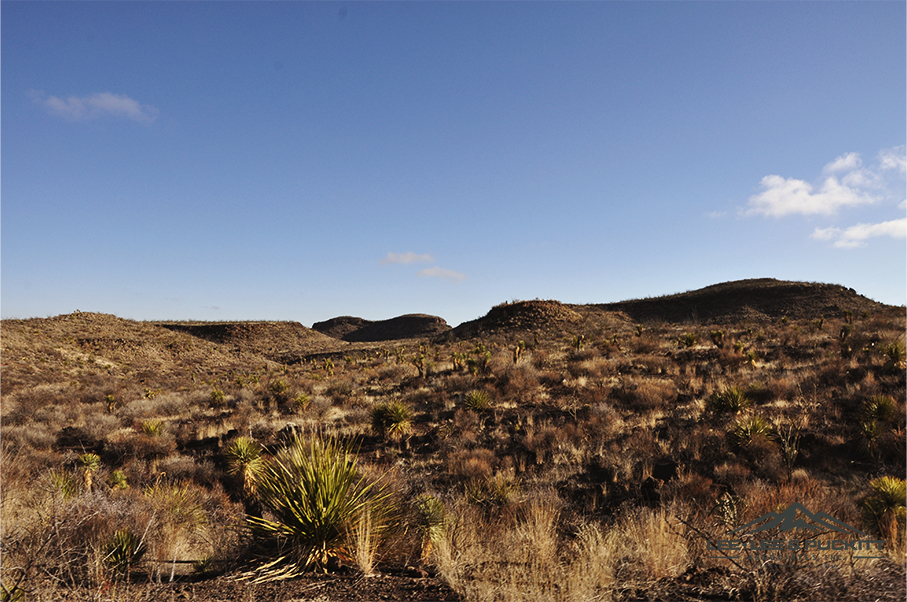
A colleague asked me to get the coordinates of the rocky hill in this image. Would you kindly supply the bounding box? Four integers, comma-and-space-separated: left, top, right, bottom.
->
598, 278, 896, 324
312, 314, 451, 342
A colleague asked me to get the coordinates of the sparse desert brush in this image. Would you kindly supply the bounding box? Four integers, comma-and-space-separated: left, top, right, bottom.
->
448, 447, 496, 481
613, 378, 677, 412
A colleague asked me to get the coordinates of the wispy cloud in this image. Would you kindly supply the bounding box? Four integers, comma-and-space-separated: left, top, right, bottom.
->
811, 218, 907, 248
417, 266, 466, 283
30, 90, 158, 123
879, 145, 907, 174
822, 152, 862, 175
380, 252, 434, 265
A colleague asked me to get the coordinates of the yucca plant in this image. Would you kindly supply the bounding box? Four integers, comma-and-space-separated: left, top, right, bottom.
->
862, 395, 898, 425
77, 452, 101, 493
463, 389, 492, 412
49, 469, 80, 499
862, 477, 906, 543
226, 436, 265, 498
677, 332, 697, 348
706, 386, 751, 414
105, 529, 147, 582
415, 494, 446, 565
140, 419, 163, 437
244, 435, 395, 581
709, 330, 725, 348
882, 340, 906, 373
729, 414, 772, 447
371, 400, 413, 442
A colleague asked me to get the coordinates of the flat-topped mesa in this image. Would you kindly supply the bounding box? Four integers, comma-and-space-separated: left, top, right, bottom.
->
311, 314, 451, 342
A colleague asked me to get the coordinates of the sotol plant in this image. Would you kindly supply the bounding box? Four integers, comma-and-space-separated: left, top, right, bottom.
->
371, 400, 413, 442
226, 436, 265, 498
244, 435, 395, 580
862, 477, 906, 542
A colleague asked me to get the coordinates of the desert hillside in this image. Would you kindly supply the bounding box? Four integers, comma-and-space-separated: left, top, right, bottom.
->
598, 278, 892, 324
1, 279, 904, 602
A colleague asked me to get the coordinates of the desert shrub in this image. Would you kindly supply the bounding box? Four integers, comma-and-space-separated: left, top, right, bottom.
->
496, 363, 540, 404
0, 423, 56, 450
244, 435, 395, 580
613, 378, 676, 411
118, 393, 189, 424
371, 400, 413, 442
677, 332, 698, 348
448, 448, 496, 481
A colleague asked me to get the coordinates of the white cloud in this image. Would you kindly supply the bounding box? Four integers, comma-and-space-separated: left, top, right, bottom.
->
878, 145, 907, 173
811, 218, 907, 248
380, 252, 434, 265
823, 152, 862, 174
31, 91, 158, 123
746, 174, 877, 217
417, 266, 466, 282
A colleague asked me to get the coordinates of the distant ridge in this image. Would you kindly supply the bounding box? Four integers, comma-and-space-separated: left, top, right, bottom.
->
156, 320, 340, 363
312, 314, 451, 342
597, 278, 894, 324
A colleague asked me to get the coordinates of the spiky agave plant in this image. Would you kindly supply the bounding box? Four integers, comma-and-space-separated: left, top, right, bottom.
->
244, 435, 394, 581
862, 476, 906, 542
226, 436, 265, 498
371, 400, 413, 442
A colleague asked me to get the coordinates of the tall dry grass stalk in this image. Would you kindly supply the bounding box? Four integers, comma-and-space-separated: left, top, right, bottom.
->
432, 496, 619, 602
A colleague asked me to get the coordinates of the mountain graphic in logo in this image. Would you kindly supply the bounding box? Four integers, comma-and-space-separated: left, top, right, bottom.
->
730, 502, 868, 537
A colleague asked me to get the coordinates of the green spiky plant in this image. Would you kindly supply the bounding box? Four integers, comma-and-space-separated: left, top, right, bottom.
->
862, 395, 898, 425
862, 477, 906, 543
709, 330, 725, 348
882, 340, 906, 373
677, 332, 697, 348
77, 452, 101, 493
463, 389, 492, 412
140, 419, 163, 437
729, 414, 772, 448
706, 386, 751, 414
415, 494, 446, 566
244, 435, 394, 581
371, 400, 413, 442
105, 529, 147, 582
225, 436, 265, 498
49, 469, 80, 500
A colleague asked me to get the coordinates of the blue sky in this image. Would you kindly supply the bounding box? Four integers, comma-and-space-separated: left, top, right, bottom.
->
3, 2, 905, 327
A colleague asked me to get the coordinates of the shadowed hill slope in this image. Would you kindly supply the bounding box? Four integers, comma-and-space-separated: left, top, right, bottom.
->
156, 321, 341, 363
312, 314, 451, 342
597, 278, 897, 324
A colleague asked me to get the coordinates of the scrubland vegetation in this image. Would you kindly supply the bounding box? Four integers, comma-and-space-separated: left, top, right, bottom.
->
1, 285, 905, 601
